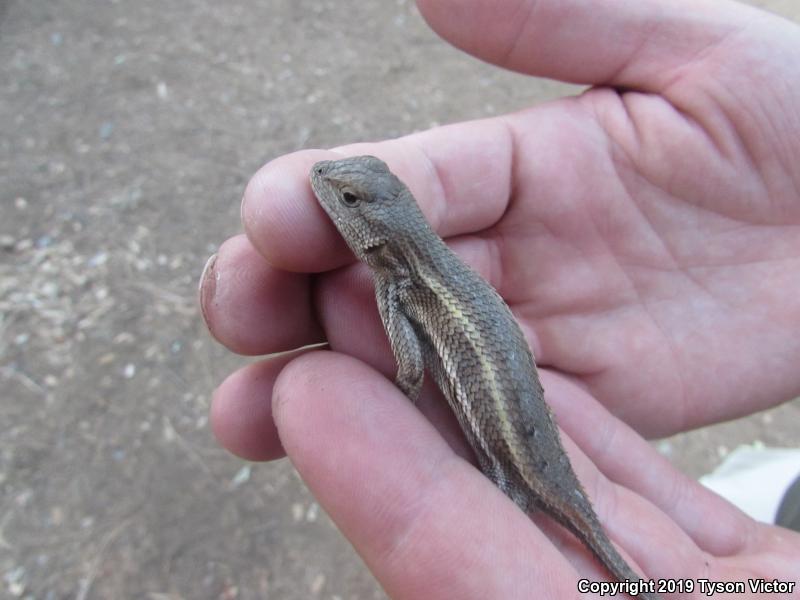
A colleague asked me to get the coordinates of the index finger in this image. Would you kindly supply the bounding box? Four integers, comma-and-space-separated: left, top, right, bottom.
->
241, 117, 514, 272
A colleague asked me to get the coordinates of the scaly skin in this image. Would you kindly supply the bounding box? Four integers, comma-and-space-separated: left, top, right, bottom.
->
310, 155, 660, 600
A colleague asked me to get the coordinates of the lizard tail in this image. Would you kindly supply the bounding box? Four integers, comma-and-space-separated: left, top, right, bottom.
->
545, 501, 662, 600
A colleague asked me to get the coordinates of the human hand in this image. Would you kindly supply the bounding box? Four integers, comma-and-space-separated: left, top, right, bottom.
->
200, 0, 800, 596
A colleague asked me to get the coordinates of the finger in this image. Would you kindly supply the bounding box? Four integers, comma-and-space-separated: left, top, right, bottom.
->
273, 351, 587, 599
199, 219, 534, 384
541, 372, 758, 561
199, 234, 323, 355
416, 0, 764, 92
241, 117, 513, 272
210, 353, 304, 461
210, 344, 470, 467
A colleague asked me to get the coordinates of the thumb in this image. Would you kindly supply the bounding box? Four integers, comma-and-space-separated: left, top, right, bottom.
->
416, 0, 772, 92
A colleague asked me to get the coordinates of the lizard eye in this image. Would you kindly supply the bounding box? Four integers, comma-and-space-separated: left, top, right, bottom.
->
341, 191, 359, 207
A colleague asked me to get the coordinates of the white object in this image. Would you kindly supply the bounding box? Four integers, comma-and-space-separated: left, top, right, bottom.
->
699, 445, 800, 524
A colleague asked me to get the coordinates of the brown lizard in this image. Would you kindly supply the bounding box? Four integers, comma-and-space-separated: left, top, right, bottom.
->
310, 155, 661, 600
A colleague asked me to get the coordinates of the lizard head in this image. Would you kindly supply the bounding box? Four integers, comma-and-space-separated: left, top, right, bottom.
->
310, 155, 422, 264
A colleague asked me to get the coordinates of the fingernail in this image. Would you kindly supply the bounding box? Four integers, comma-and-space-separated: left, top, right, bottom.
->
198, 253, 218, 328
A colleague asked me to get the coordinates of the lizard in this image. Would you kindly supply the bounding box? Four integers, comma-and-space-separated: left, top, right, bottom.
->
310, 155, 661, 600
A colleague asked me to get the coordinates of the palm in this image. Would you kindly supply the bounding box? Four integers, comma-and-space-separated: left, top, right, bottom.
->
201, 0, 800, 597
482, 82, 800, 436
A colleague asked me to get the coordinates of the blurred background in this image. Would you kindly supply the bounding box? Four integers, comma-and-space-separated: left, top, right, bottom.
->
2, 1, 799, 598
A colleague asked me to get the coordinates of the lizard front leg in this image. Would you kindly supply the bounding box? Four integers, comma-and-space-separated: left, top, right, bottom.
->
374, 274, 424, 402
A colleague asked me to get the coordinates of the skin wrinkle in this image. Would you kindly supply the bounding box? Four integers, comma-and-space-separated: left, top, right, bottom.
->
600, 420, 667, 500
767, 52, 800, 200
716, 88, 773, 200
500, 115, 519, 221
407, 140, 451, 233
668, 466, 755, 557
513, 315, 544, 364
616, 251, 800, 273
616, 91, 646, 156
675, 91, 743, 171
528, 305, 630, 380
409, 124, 514, 299
580, 115, 647, 270
681, 264, 744, 314
499, 110, 600, 309
619, 284, 693, 434
595, 94, 762, 306
496, 0, 538, 69
375, 454, 472, 568
586, 410, 622, 473
661, 40, 779, 206
468, 229, 504, 298
654, 461, 704, 548
570, 103, 681, 307
661, 22, 746, 93
491, 115, 526, 304
619, 124, 700, 228
592, 484, 628, 559
787, 160, 800, 209
652, 23, 761, 169
488, 116, 516, 229
586, 138, 694, 428
759, 118, 800, 219
410, 122, 514, 238
540, 241, 637, 315
606, 12, 658, 89
309, 266, 333, 347
605, 153, 679, 273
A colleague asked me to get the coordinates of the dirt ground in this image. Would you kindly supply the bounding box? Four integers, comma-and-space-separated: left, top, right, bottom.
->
2, 1, 799, 599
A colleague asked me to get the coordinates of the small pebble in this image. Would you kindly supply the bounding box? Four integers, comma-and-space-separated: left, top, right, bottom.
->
88, 252, 108, 267
231, 465, 251, 488
40, 281, 59, 298
15, 239, 32, 251
305, 502, 319, 522
309, 574, 325, 595
36, 234, 53, 248
291, 503, 304, 522
99, 121, 114, 140
656, 440, 673, 457
98, 353, 115, 365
